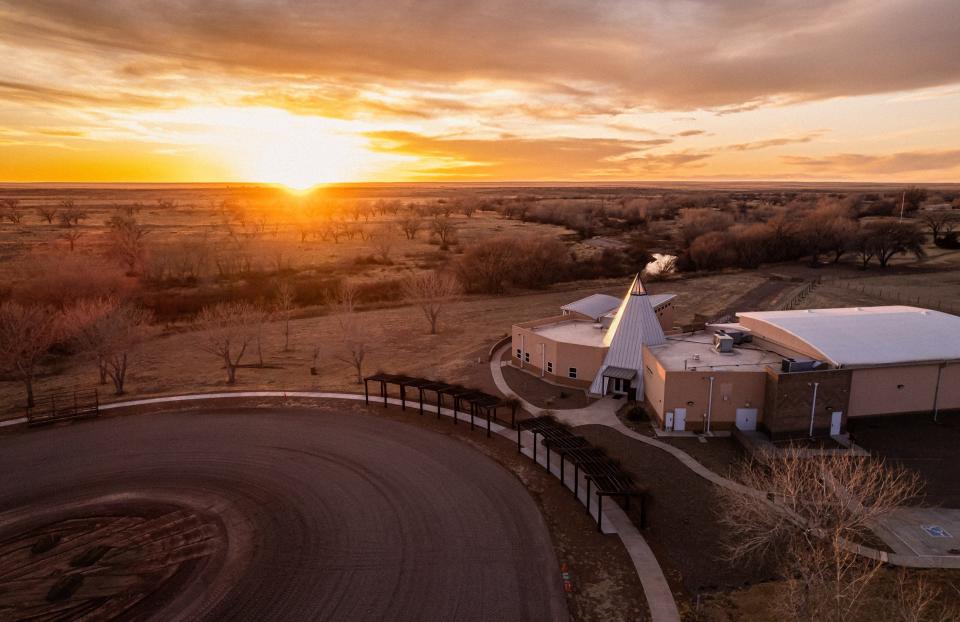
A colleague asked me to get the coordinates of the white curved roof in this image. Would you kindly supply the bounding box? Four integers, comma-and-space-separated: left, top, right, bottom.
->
737, 306, 960, 367
561, 294, 620, 320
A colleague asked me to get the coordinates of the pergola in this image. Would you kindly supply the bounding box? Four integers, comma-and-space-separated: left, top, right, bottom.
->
362, 374, 505, 437
517, 416, 646, 531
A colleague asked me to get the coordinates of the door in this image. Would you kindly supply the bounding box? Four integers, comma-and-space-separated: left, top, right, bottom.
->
830, 411, 843, 436
665, 411, 674, 431
735, 408, 758, 431
673, 408, 686, 432
610, 378, 630, 395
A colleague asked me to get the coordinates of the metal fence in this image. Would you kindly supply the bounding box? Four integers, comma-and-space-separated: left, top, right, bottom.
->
824, 278, 960, 316
27, 389, 99, 426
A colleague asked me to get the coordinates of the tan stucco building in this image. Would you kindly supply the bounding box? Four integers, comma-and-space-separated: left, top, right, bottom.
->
511, 284, 675, 394
512, 279, 960, 438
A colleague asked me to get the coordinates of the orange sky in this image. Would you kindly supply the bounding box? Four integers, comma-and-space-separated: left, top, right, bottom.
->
1, 1, 960, 185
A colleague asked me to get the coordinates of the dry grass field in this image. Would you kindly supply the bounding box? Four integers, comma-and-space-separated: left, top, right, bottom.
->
0, 271, 764, 417
0, 187, 575, 282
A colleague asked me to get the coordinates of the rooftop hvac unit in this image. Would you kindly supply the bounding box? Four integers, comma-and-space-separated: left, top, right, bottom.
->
713, 333, 734, 353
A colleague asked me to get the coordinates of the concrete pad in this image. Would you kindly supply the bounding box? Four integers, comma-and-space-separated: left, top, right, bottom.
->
878, 507, 960, 557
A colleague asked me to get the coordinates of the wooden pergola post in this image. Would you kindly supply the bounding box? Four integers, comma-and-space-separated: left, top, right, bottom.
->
596, 493, 603, 532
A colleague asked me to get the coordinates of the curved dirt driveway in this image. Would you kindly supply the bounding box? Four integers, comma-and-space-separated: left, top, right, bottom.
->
0, 407, 568, 621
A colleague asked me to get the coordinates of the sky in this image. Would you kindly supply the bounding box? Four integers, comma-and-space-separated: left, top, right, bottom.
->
1, 0, 960, 186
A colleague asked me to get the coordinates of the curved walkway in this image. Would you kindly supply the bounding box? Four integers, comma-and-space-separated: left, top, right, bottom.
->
490, 345, 960, 572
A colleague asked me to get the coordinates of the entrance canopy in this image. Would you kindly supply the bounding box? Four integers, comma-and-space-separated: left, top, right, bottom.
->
603, 366, 637, 380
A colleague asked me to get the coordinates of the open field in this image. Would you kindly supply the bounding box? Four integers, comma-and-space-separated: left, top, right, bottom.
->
0, 271, 769, 416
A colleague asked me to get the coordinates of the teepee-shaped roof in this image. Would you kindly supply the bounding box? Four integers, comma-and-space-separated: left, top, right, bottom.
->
589, 274, 666, 395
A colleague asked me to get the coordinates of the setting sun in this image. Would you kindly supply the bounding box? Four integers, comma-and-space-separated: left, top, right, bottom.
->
237, 108, 375, 188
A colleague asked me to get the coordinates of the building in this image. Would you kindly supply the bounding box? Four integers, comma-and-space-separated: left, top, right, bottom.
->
510, 276, 675, 397
512, 277, 960, 438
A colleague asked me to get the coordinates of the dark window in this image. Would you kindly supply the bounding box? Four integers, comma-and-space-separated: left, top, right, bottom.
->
524, 352, 530, 363
516, 348, 521, 358
547, 362, 553, 373
568, 367, 577, 379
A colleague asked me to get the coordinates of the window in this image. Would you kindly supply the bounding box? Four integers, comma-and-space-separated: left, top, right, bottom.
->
515, 348, 521, 358
546, 362, 553, 373
568, 367, 577, 379
524, 352, 530, 363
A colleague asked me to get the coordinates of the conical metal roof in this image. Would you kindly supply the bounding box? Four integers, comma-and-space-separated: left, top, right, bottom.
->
589, 274, 666, 395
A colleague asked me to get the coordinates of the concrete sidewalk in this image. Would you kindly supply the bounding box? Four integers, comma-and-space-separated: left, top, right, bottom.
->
489, 344, 960, 573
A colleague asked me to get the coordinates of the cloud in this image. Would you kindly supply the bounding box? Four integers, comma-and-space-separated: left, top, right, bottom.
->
0, 79, 181, 109
674, 130, 706, 137
2, 1, 959, 112
725, 131, 826, 152
782, 150, 960, 174
365, 130, 700, 179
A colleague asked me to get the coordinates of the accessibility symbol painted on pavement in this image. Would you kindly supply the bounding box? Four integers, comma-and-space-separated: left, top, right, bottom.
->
921, 525, 953, 538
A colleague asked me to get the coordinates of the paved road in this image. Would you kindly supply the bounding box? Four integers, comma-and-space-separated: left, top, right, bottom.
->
0, 408, 567, 621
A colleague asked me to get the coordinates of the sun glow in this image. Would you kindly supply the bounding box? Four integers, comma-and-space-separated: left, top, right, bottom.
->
134, 106, 381, 188
241, 109, 372, 189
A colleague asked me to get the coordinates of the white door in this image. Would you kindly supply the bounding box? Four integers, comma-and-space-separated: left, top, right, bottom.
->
735, 408, 758, 431
830, 411, 843, 436
673, 408, 686, 432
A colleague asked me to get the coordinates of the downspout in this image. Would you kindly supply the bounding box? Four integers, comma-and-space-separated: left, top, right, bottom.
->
705, 376, 715, 434
933, 363, 945, 423
809, 382, 820, 438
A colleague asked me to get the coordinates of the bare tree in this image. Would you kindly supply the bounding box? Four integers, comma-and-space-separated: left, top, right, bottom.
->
917, 210, 958, 243
253, 304, 272, 368
195, 302, 257, 384
37, 206, 58, 224
373, 227, 394, 262
853, 229, 878, 269
56, 200, 87, 227
0, 302, 62, 407
863, 221, 926, 268
399, 215, 421, 240
275, 281, 296, 352
893, 569, 959, 622
66, 298, 115, 385
70, 299, 152, 395
61, 230, 83, 251
719, 448, 922, 621
106, 214, 150, 274
402, 271, 461, 334
332, 282, 369, 383
456, 238, 516, 294
431, 215, 457, 249
5, 207, 25, 224
902, 186, 928, 214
